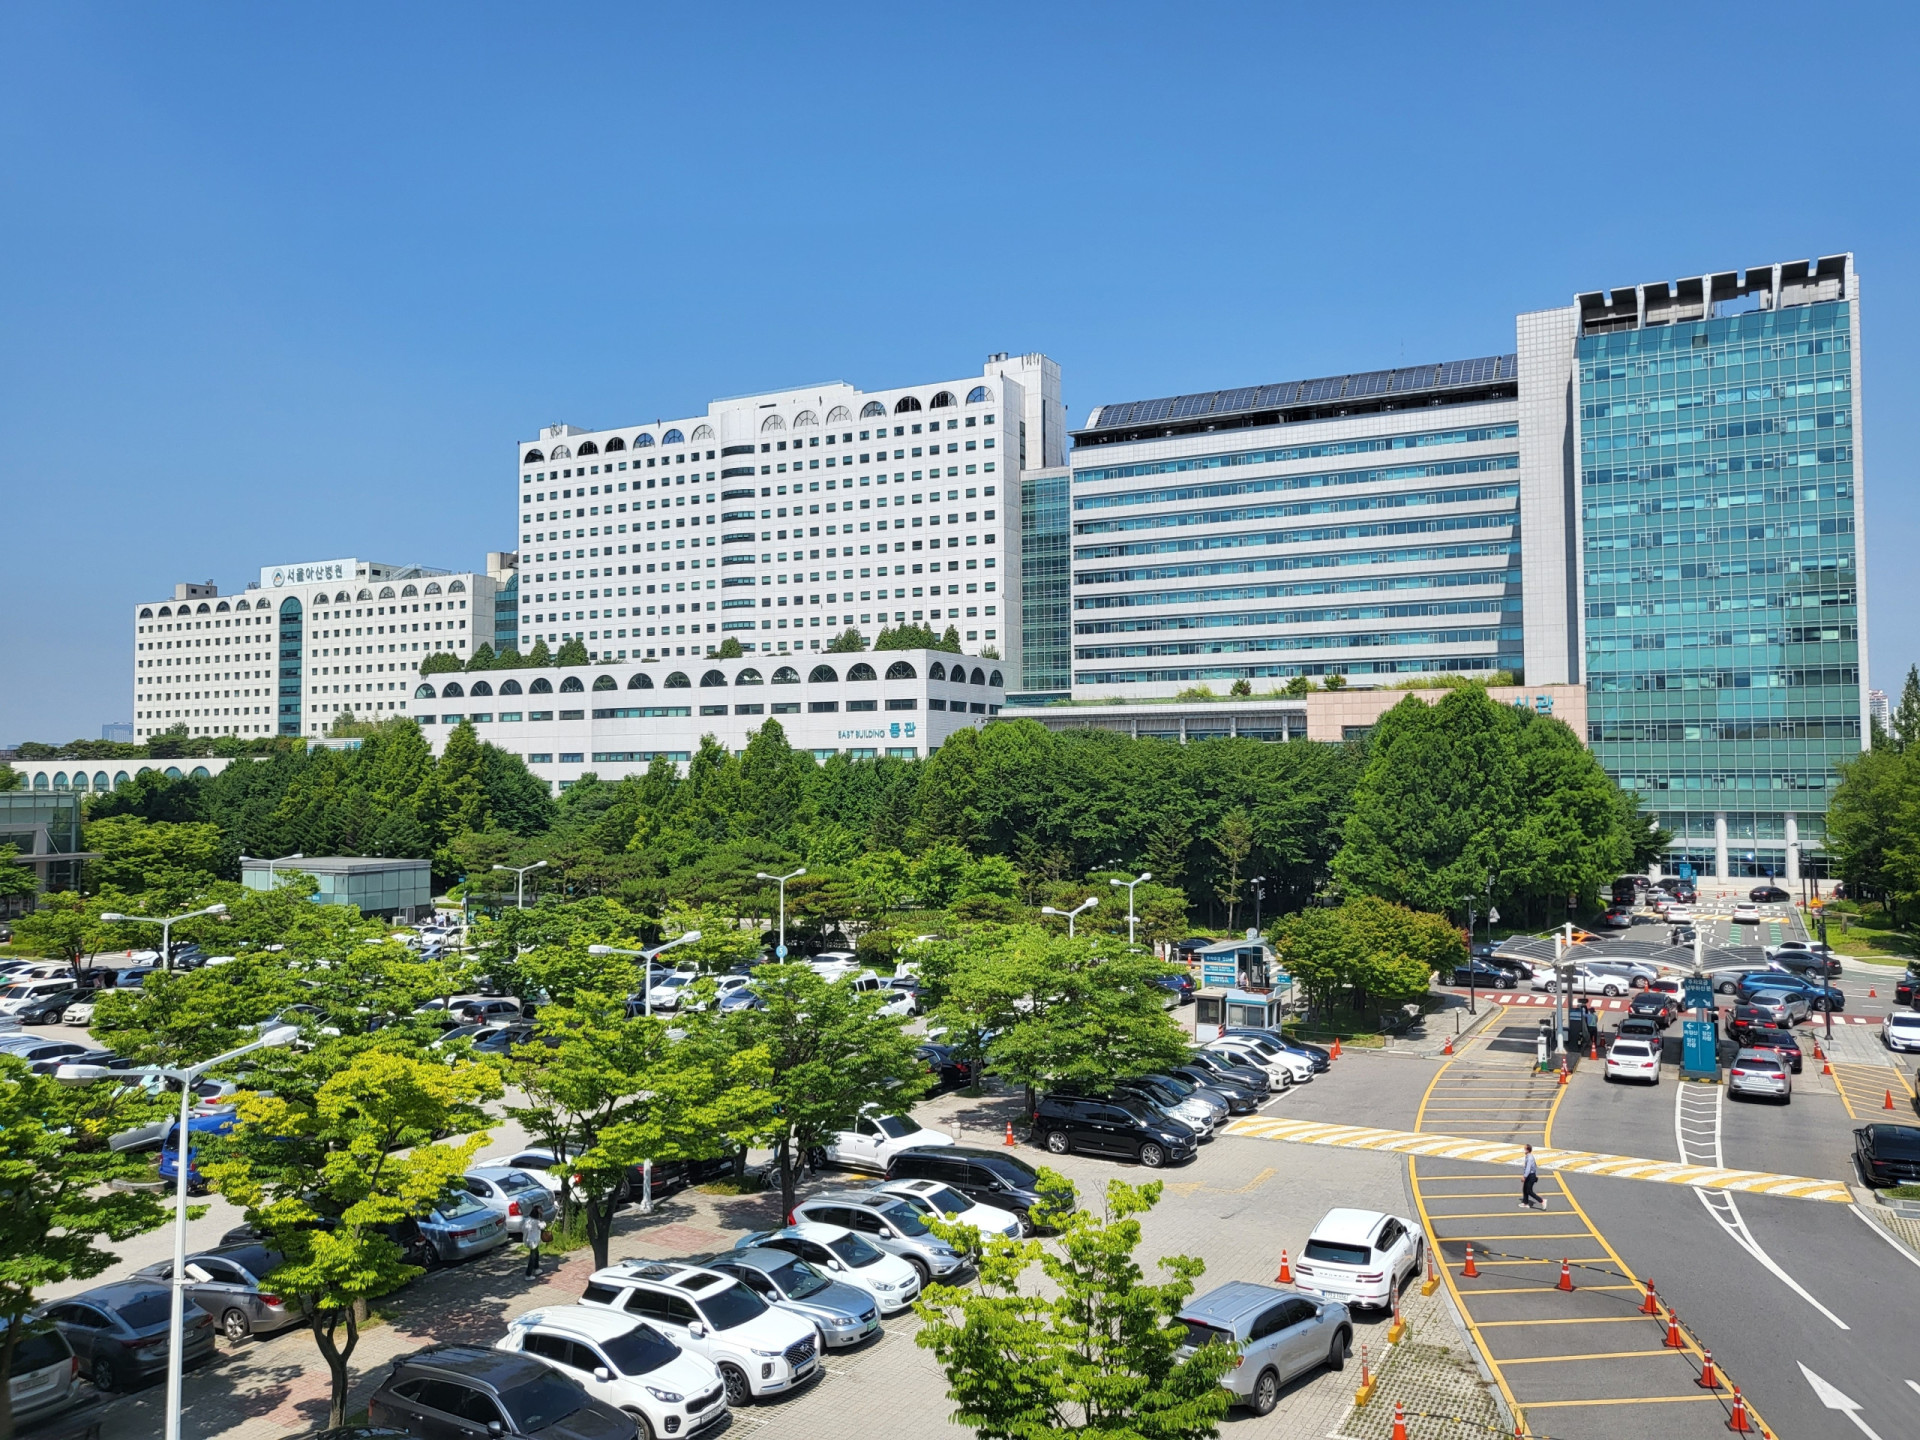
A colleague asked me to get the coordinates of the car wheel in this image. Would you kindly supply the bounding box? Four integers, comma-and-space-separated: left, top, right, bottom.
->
221, 1309, 250, 1342
92, 1356, 119, 1393
1045, 1130, 1071, 1156
1015, 1210, 1035, 1237
623, 1409, 656, 1440
1248, 1367, 1279, 1416
1717, 981, 1736, 994
1139, 1142, 1166, 1169
907, 1257, 931, 1288
1604, 985, 1623, 997
1326, 1326, 1350, 1371
719, 1362, 753, 1408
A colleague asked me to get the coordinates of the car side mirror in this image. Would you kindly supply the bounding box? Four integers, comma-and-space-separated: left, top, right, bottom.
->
827, 1260, 843, 1271
688, 1322, 707, 1338
593, 1366, 610, 1382
488, 1425, 504, 1438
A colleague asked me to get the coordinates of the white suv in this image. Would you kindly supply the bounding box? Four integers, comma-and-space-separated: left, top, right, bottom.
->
733, 1221, 922, 1314
580, 1260, 819, 1408
498, 1303, 728, 1436
1205, 1036, 1310, 1086
1884, 1012, 1920, 1054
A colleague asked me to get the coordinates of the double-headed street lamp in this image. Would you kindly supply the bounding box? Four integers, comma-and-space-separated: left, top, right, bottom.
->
587, 930, 705, 1017
493, 860, 549, 909
1042, 896, 1098, 938
57, 1024, 300, 1440
1108, 872, 1151, 947
756, 868, 806, 957
99, 903, 227, 971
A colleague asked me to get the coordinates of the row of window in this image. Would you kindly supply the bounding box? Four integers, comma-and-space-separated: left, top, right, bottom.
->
415, 659, 999, 699
1075, 509, 1518, 567
21, 766, 212, 791
1073, 480, 1521, 538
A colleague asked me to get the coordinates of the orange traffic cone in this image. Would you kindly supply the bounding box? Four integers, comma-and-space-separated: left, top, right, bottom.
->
1822, 1058, 1833, 1076
1462, 1244, 1479, 1278
1727, 1387, 1752, 1432
1697, 1349, 1720, 1389
1390, 1400, 1409, 1440
1004, 1121, 1017, 1146
1276, 1249, 1294, 1284
1887, 1089, 1897, 1111
1813, 1043, 1824, 1060
1640, 1278, 1659, 1315
1870, 986, 1877, 998
1557, 1258, 1574, 1292
1664, 1307, 1684, 1348
1589, 1034, 1599, 1061
1443, 1036, 1453, 1055
1332, 1037, 1342, 1059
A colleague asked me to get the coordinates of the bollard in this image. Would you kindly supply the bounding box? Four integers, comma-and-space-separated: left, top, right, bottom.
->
1556, 1258, 1574, 1292
1354, 1343, 1375, 1406
1421, 1243, 1439, 1295
1462, 1244, 1478, 1278
1388, 1287, 1406, 1344
1664, 1307, 1684, 1348
1276, 1249, 1293, 1284
1726, 1386, 1752, 1432
1697, 1349, 1720, 1389
1640, 1278, 1659, 1315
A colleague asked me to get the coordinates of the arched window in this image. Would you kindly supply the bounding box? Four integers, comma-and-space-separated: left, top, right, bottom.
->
379, 586, 396, 599
691, 424, 714, 441
415, 684, 436, 699
826, 405, 852, 425
158, 605, 172, 617
448, 580, 466, 593
164, 767, 183, 780
592, 675, 618, 691
139, 607, 153, 618
441, 681, 465, 697
281, 596, 303, 616
93, 771, 109, 791
970, 667, 986, 686
664, 671, 691, 688
663, 428, 685, 444
929, 391, 955, 409
792, 410, 818, 429
860, 401, 886, 418
885, 660, 917, 680
190, 766, 210, 780
772, 666, 801, 684
894, 395, 923, 414
237, 599, 251, 611
577, 440, 599, 455
71, 774, 89, 792
628, 672, 654, 689
700, 669, 727, 687
966, 385, 990, 404
215, 600, 230, 612
808, 664, 838, 683
52, 772, 68, 789
113, 771, 129, 787
551, 444, 573, 460
468, 680, 493, 697
929, 661, 946, 680
530, 677, 553, 694
735, 668, 763, 685
847, 663, 877, 682
196, 603, 211, 614
604, 436, 626, 452
761, 413, 787, 433
524, 448, 545, 464
424, 583, 442, 595
336, 590, 353, 603
31, 773, 47, 790
356, 589, 373, 601
634, 432, 655, 448
559, 676, 585, 693
989, 670, 1003, 687
499, 678, 523, 695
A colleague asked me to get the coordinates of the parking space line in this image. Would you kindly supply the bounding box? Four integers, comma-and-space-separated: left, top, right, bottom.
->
1522, 1395, 1729, 1409
1476, 1316, 1649, 1328
1459, 1283, 1641, 1295
1441, 1232, 1598, 1241
1499, 1349, 1685, 1365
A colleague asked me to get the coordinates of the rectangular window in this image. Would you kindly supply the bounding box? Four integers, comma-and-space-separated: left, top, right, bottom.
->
529, 710, 554, 721
885, 698, 917, 710
559, 709, 585, 720
559, 752, 584, 763
526, 752, 553, 763
808, 700, 839, 713
845, 699, 877, 712
772, 701, 800, 714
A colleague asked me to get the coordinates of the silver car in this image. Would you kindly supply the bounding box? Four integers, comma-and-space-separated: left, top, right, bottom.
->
133, 1244, 298, 1341
418, 1191, 511, 1263
792, 1192, 969, 1285
0, 1321, 80, 1426
1746, 987, 1811, 1023
1177, 1281, 1352, 1417
705, 1247, 882, 1350
462, 1167, 555, 1238
1115, 1076, 1219, 1138
1729, 1047, 1793, 1104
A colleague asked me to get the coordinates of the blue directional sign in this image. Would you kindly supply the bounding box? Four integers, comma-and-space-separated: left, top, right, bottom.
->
1682, 977, 1715, 1014
775, 944, 788, 958
1683, 1017, 1717, 1076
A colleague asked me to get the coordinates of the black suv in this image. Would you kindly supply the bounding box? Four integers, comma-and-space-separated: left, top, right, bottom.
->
884, 1146, 1064, 1234
1726, 1006, 1791, 1048
367, 1344, 637, 1438
1032, 1094, 1197, 1168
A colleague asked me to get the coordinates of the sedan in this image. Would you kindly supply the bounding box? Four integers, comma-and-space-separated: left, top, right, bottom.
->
1750, 885, 1791, 903
1451, 961, 1517, 989
1628, 992, 1677, 1027
1727, 1006, 1794, 1047
1746, 1030, 1804, 1073
133, 1245, 297, 1341
1883, 1012, 1920, 1054
1600, 906, 1636, 929
38, 1282, 217, 1392
1164, 1063, 1262, 1114
1728, 1049, 1792, 1103
462, 1167, 555, 1238
1854, 1123, 1920, 1188
15, 989, 81, 1026
1604, 1037, 1660, 1084
418, 1192, 510, 1264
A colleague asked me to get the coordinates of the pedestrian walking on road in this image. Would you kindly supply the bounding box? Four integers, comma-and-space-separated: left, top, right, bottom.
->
524, 1214, 547, 1277
1520, 1143, 1544, 1210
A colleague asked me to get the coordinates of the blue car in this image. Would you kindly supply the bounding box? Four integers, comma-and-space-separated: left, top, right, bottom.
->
158, 1109, 240, 1193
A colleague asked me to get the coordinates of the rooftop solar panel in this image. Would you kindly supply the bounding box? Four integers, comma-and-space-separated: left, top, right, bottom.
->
1346, 370, 1391, 398
1081, 354, 1515, 431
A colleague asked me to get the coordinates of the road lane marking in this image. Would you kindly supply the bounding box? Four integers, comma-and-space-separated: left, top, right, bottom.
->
1477, 1315, 1650, 1327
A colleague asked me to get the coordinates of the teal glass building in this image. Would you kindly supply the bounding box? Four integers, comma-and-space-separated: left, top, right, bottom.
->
1574, 257, 1864, 879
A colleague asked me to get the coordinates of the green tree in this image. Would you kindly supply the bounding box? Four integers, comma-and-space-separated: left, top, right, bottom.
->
556, 638, 591, 666
525, 638, 553, 667
0, 847, 34, 903
0, 769, 21, 793
8, 891, 130, 978
208, 1053, 501, 1429
1283, 675, 1313, 696
1269, 895, 1461, 1018
1829, 745, 1911, 913
1894, 665, 1920, 752
713, 636, 745, 658
419, 652, 463, 676
877, 623, 942, 651
915, 1174, 1234, 1440
1322, 672, 1347, 690
0, 1060, 174, 1436
83, 814, 224, 897
465, 642, 497, 671
939, 624, 963, 653
825, 628, 868, 653
1211, 807, 1253, 929
492, 646, 526, 669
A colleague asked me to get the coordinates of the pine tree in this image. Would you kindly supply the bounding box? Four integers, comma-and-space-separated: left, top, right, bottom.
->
713, 637, 745, 658
939, 624, 962, 653
465, 642, 497, 671
492, 646, 525, 669
556, 638, 590, 667
1893, 665, 1920, 752
419, 652, 463, 676
525, 638, 552, 668
824, 628, 867, 654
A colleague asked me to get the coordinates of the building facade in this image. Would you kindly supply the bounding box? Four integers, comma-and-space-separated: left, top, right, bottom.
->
511, 354, 1064, 678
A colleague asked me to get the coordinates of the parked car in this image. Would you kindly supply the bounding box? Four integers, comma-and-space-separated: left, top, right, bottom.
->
1155, 969, 1197, 1006
0, 1036, 89, 1069
1750, 885, 1791, 903
38, 1282, 217, 1392
883, 1146, 1062, 1236
1177, 1282, 1350, 1417
1739, 989, 1808, 1026
1585, 959, 1658, 990
731, 1222, 922, 1315
1726, 1005, 1793, 1048
580, 1259, 820, 1405
914, 1042, 978, 1092
1612, 1016, 1663, 1046
368, 1342, 639, 1439
60, 998, 96, 1026
1211, 1033, 1314, 1084
822, 1106, 954, 1173
703, 1247, 881, 1350
1110, 1075, 1220, 1137
0, 1319, 81, 1428
1628, 991, 1677, 1027
1768, 951, 1843, 980
1883, 1012, 1920, 1054
1164, 1063, 1261, 1114
1032, 1093, 1197, 1168
159, 1109, 242, 1194
873, 1176, 1025, 1240
1292, 1210, 1423, 1312
0, 979, 83, 1017
1539, 965, 1630, 998
463, 1167, 556, 1238
1709, 965, 1772, 995
883, 975, 924, 1014
497, 1304, 727, 1437
419, 1191, 511, 1264
788, 1192, 968, 1285
1853, 1123, 1920, 1188
1180, 1048, 1273, 1097
453, 997, 529, 1027
1728, 1048, 1792, 1103
133, 1245, 298, 1341
1125, 1071, 1228, 1126
13, 988, 81, 1026
1219, 1027, 1331, 1072
1451, 960, 1518, 989
1202, 1038, 1302, 1089
1604, 1037, 1660, 1085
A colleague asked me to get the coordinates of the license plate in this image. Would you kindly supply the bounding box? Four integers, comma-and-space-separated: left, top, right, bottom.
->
863, 1318, 879, 1332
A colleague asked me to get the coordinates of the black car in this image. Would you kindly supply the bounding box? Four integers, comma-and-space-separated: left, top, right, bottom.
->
16, 989, 82, 1025
884, 1145, 1066, 1234
1628, 992, 1677, 1027
1031, 1093, 1196, 1168
1897, 974, 1916, 1007
1450, 961, 1517, 990
1771, 951, 1844, 980
915, 1042, 978, 1091
1164, 1063, 1261, 1114
472, 1024, 539, 1056
1746, 1029, 1804, 1073
1726, 1005, 1792, 1047
1854, 1124, 1920, 1189
367, 1344, 637, 1439
1750, 885, 1791, 903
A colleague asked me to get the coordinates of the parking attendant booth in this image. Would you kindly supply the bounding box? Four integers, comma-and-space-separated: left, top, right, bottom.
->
1194, 987, 1286, 1044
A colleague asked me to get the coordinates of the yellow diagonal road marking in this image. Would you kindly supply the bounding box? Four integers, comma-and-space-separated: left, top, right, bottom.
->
1223, 1116, 1853, 1201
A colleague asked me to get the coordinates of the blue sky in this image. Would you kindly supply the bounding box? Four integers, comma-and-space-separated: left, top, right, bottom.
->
3, 3, 1915, 742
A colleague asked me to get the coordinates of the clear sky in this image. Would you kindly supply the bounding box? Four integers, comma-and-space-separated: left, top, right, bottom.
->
3, 3, 1914, 743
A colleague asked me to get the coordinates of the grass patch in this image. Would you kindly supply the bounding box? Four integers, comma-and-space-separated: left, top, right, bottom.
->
541, 1209, 595, 1255
1819, 903, 1917, 963
1883, 1184, 1920, 1200
696, 1174, 768, 1196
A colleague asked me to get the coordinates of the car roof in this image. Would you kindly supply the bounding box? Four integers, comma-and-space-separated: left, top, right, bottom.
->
787, 1220, 854, 1242
70, 1281, 169, 1309
1309, 1208, 1389, 1244
396, 1343, 546, 1386
724, 1247, 806, 1273
1181, 1280, 1295, 1327
798, 1191, 887, 1210
595, 1259, 732, 1293
509, 1304, 644, 1342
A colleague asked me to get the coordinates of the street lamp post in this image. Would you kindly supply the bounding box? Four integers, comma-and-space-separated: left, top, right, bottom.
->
57, 1025, 300, 1440
756, 869, 806, 957
99, 903, 227, 972
1250, 877, 1267, 934
1108, 873, 1151, 947
238, 852, 303, 887
1460, 895, 1478, 1016
1041, 896, 1098, 938
492, 860, 549, 909
587, 931, 705, 1019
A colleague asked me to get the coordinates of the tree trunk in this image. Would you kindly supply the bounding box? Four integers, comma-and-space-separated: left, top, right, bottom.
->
310, 1306, 361, 1430
777, 1132, 796, 1219
588, 1193, 616, 1271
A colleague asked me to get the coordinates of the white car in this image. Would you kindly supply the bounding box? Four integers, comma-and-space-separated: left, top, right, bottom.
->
1207, 1035, 1312, 1085
1731, 903, 1762, 925
61, 1000, 96, 1027
646, 972, 698, 1011
735, 1221, 922, 1315
823, 1106, 953, 1172
580, 1259, 819, 1406
474, 1147, 594, 1205
0, 981, 79, 1017
1293, 1208, 1424, 1312
498, 1303, 728, 1437
1540, 965, 1629, 998
874, 1177, 1024, 1240
1664, 906, 1695, 924
1200, 1041, 1293, 1090
1883, 1013, 1920, 1053
1604, 1036, 1660, 1084
808, 952, 859, 980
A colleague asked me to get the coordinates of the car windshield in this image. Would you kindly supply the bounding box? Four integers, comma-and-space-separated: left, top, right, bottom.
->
764, 1257, 831, 1299
1155, 1075, 1197, 1099
114, 1292, 172, 1328
874, 1115, 921, 1138
500, 1374, 586, 1430
495, 1171, 543, 1193
828, 1233, 886, 1268
874, 1201, 931, 1236
917, 1185, 974, 1215
693, 1280, 768, 1330
1304, 1239, 1371, 1267
601, 1322, 680, 1376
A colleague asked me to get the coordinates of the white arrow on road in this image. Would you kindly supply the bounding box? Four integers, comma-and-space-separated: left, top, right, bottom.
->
1801, 1363, 1885, 1440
